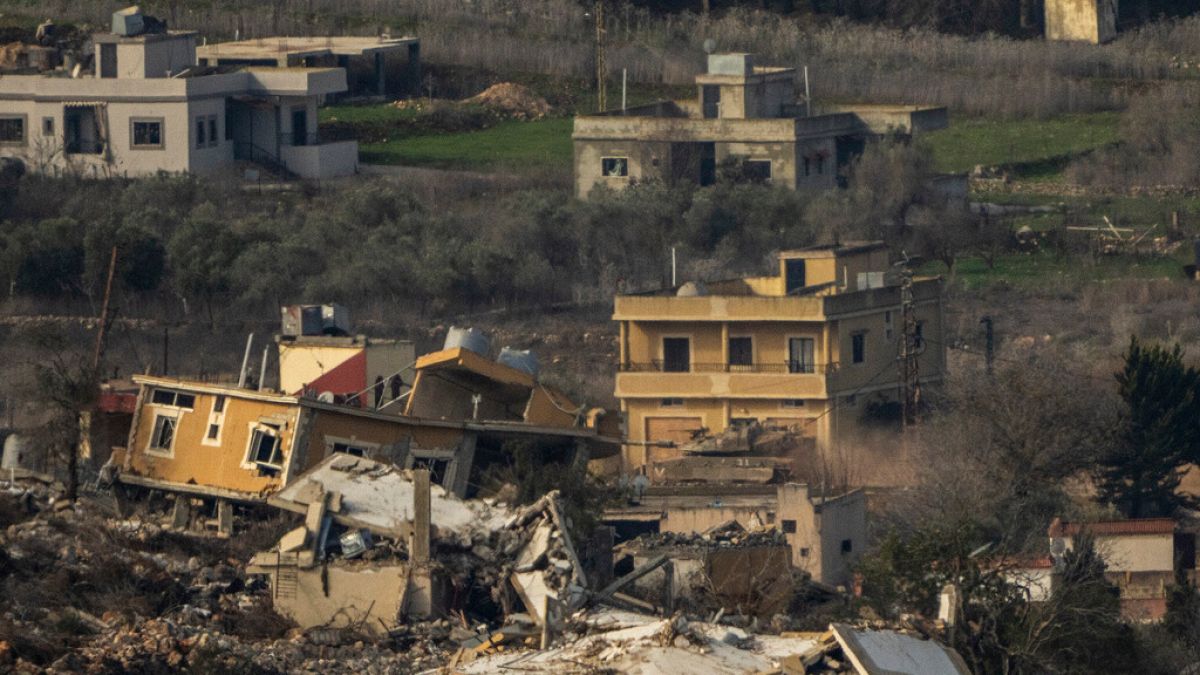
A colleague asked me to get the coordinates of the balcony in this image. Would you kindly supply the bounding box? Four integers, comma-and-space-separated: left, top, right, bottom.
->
615, 361, 838, 399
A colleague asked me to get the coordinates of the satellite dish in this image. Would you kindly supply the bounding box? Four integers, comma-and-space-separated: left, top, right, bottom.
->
703, 38, 717, 54
317, 391, 335, 403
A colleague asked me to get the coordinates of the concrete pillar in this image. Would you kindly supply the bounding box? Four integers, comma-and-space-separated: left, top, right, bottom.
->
412, 468, 431, 564
217, 499, 234, 537
171, 496, 192, 530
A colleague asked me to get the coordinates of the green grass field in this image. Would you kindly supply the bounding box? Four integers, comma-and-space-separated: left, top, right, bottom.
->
357, 117, 574, 171
919, 249, 1188, 290
925, 112, 1120, 180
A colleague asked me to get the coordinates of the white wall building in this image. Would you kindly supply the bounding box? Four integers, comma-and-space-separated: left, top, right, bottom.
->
0, 30, 357, 179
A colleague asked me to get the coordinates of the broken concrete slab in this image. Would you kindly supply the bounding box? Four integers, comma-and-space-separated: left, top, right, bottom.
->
278, 526, 307, 553
269, 454, 512, 542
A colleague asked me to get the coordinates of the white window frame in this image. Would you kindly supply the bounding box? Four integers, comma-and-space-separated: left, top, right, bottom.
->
200, 395, 227, 447
145, 411, 180, 458
243, 422, 284, 471
324, 435, 379, 458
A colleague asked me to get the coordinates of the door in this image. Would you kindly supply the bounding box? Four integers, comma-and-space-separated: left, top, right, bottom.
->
662, 337, 690, 373
292, 108, 308, 146
785, 259, 806, 294
699, 143, 716, 186
789, 337, 815, 374
645, 417, 704, 463
702, 85, 720, 119
100, 44, 117, 78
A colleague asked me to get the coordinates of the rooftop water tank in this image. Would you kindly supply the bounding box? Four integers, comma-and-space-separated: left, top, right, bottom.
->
498, 347, 539, 377
444, 326, 490, 356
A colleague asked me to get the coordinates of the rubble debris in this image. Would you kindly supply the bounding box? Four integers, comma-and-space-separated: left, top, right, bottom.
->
463, 83, 552, 119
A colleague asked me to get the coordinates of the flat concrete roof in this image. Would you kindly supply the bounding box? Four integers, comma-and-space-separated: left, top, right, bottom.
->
197, 36, 418, 61
93, 30, 198, 44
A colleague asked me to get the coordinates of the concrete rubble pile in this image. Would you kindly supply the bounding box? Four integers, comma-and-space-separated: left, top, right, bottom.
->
626, 520, 789, 550
246, 454, 589, 649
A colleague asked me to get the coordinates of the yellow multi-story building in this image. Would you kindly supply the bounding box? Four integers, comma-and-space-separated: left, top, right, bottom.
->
613, 241, 945, 474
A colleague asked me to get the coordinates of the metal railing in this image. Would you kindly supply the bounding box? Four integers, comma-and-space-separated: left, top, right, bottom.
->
234, 141, 298, 180
620, 361, 838, 374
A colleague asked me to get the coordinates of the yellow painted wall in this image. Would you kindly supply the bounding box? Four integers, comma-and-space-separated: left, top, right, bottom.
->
128, 387, 299, 495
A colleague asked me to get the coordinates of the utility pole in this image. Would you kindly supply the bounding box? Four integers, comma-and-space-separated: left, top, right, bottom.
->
92, 246, 118, 371
980, 316, 995, 376
896, 255, 921, 429
594, 0, 607, 112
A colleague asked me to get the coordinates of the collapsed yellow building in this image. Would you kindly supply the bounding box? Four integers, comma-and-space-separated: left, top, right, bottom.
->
612, 241, 945, 477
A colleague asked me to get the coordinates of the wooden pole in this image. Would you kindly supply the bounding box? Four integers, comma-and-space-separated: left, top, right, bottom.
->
92, 246, 118, 370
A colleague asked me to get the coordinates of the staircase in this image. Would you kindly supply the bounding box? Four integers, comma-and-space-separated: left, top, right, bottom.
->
234, 142, 299, 181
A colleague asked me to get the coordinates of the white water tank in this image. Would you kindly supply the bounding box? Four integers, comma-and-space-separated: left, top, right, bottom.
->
444, 326, 490, 356
498, 347, 539, 376
2, 433, 27, 471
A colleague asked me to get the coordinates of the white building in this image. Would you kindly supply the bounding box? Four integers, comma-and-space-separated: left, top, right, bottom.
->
0, 30, 358, 179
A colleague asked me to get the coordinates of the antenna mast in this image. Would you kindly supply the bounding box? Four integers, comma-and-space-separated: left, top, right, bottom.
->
594, 0, 607, 112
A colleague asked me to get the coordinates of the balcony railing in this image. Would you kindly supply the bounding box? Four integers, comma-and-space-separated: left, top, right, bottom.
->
620, 361, 839, 374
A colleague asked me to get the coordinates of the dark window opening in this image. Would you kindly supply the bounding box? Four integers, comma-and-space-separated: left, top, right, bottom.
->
728, 337, 753, 367
41, 117, 54, 137
331, 442, 368, 457
782, 399, 805, 408
196, 117, 206, 148
206, 423, 220, 440
852, 333, 865, 364
662, 337, 691, 373
0, 117, 23, 145
99, 43, 117, 78
66, 108, 104, 154
151, 389, 194, 409
800, 547, 810, 557
248, 425, 282, 468
213, 395, 226, 413
742, 160, 771, 183
132, 119, 163, 148
660, 398, 684, 407
789, 337, 815, 373
602, 157, 628, 177
208, 116, 218, 147
150, 415, 176, 451
782, 519, 797, 534
702, 85, 720, 119
841, 539, 853, 553
785, 259, 806, 294
412, 457, 450, 486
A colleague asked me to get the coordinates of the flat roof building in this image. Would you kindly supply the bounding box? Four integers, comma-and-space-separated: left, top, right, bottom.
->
197, 36, 420, 97
612, 241, 944, 481
0, 21, 358, 179
573, 53, 947, 198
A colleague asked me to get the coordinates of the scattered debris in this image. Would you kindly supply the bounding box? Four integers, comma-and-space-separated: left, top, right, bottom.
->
463, 83, 552, 119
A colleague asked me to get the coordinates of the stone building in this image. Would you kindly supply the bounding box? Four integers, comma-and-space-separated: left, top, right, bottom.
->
1045, 0, 1119, 43
572, 53, 947, 198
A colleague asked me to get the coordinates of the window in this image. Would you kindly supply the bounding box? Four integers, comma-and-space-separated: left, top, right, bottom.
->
131, 118, 163, 149
602, 157, 628, 177
213, 395, 226, 413
206, 423, 220, 440
412, 457, 450, 486
784, 259, 806, 294
851, 333, 865, 364
196, 115, 218, 149
208, 116, 218, 147
196, 117, 206, 148
331, 442, 368, 457
915, 321, 926, 349
782, 399, 805, 408
246, 424, 283, 469
782, 519, 797, 534
202, 395, 226, 446
728, 336, 753, 368
884, 311, 894, 341
789, 337, 815, 374
151, 389, 195, 409
660, 398, 684, 408
42, 117, 54, 137
743, 160, 771, 183
799, 547, 810, 557
841, 539, 853, 554
148, 414, 177, 455
662, 337, 690, 373
0, 116, 25, 146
